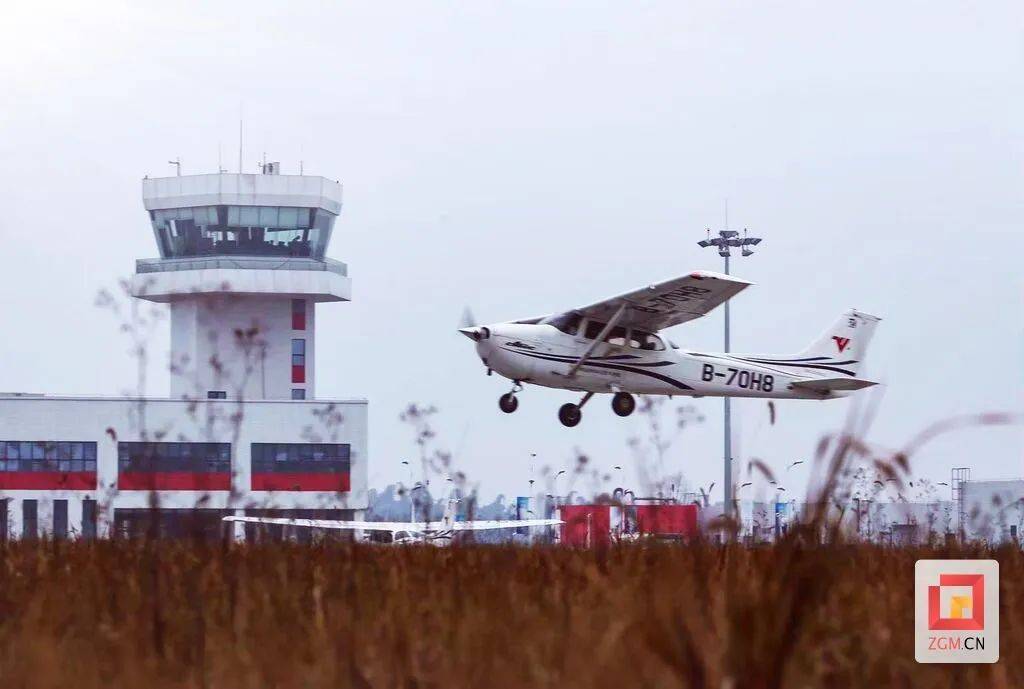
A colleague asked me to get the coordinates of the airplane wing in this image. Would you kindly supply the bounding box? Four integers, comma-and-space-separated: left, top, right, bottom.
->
573, 270, 752, 332
223, 516, 417, 532
450, 519, 562, 531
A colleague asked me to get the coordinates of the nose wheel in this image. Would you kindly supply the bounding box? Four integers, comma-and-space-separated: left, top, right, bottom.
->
558, 392, 594, 427
611, 392, 636, 417
498, 382, 523, 414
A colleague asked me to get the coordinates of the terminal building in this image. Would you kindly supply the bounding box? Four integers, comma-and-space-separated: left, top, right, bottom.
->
0, 168, 368, 539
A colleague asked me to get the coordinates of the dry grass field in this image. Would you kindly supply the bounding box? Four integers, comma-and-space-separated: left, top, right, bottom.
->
0, 537, 1019, 689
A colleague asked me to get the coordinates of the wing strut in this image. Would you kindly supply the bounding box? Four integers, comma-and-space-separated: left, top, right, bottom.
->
567, 302, 626, 377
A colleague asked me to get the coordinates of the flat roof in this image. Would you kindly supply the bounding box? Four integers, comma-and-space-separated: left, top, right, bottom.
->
142, 173, 343, 214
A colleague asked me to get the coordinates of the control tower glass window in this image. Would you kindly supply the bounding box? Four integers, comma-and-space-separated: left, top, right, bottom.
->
151, 205, 336, 259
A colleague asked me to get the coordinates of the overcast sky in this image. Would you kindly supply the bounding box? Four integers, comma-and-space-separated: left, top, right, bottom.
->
0, 1, 1020, 503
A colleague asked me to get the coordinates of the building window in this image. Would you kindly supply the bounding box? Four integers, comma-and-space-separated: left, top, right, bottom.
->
292, 299, 306, 330
291, 339, 306, 383
250, 443, 350, 475
0, 441, 97, 473
113, 508, 231, 541
53, 500, 68, 540
82, 499, 97, 540
118, 442, 232, 491
119, 442, 231, 474
291, 389, 306, 400
0, 499, 8, 542
207, 390, 227, 399
22, 500, 37, 540
150, 205, 337, 260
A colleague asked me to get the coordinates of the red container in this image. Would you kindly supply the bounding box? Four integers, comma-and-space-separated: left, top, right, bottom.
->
634, 504, 699, 539
558, 505, 611, 546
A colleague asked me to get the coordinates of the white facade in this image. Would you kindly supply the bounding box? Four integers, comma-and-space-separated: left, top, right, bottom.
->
961, 479, 1024, 543
165, 293, 320, 400
0, 395, 368, 538
0, 169, 369, 540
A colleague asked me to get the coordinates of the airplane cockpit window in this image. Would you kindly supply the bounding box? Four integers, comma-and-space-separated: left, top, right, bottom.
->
669, 340, 680, 349
632, 331, 666, 351
545, 312, 582, 336
583, 319, 606, 340
604, 326, 628, 346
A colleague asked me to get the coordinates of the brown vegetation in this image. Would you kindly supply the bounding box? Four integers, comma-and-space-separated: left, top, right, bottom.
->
0, 538, 1019, 689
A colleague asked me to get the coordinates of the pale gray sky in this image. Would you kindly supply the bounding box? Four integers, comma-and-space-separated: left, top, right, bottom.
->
0, 1, 1021, 502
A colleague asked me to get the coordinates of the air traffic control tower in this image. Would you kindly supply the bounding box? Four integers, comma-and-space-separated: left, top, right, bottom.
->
0, 165, 366, 541
130, 168, 349, 401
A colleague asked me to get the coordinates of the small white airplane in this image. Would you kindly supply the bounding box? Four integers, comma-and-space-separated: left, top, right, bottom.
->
223, 500, 560, 546
459, 270, 880, 427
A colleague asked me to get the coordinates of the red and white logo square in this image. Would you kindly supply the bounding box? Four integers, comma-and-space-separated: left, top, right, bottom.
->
915, 560, 998, 663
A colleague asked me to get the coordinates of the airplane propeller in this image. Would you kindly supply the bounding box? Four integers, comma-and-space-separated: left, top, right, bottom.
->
458, 306, 490, 341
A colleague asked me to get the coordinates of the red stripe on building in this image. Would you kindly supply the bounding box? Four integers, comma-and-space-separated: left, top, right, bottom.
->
118, 472, 231, 491
251, 472, 350, 492
0, 472, 96, 490
292, 365, 306, 383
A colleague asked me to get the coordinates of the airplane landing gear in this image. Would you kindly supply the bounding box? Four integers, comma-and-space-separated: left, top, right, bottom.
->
558, 403, 580, 427
611, 392, 636, 417
558, 392, 594, 427
499, 393, 518, 413
499, 382, 523, 413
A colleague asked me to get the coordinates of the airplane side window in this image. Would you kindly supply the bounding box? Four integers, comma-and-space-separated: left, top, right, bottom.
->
584, 320, 606, 340
636, 332, 665, 351
547, 312, 581, 336
605, 326, 627, 346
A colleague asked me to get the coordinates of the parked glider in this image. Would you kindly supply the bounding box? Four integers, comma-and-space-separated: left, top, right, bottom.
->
223, 499, 560, 546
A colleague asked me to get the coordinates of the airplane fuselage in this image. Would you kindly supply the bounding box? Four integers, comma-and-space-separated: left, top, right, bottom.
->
474, 323, 840, 400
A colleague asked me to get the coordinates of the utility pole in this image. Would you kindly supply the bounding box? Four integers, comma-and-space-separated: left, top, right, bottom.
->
697, 223, 763, 517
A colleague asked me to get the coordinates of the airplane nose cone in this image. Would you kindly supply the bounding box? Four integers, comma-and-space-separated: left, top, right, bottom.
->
458, 326, 490, 341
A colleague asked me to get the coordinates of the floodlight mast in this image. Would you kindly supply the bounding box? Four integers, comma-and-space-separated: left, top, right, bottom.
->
697, 226, 763, 519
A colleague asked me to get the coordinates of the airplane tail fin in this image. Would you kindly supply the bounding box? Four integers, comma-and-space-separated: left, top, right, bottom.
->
795, 309, 881, 376
441, 494, 460, 527
736, 309, 880, 380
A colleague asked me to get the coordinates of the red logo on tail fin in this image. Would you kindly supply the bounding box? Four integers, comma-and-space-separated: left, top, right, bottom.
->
832, 336, 851, 353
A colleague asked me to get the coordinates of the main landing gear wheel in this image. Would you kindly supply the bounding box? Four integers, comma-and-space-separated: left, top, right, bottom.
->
611, 392, 636, 417
499, 392, 519, 413
558, 392, 593, 427
558, 403, 582, 427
